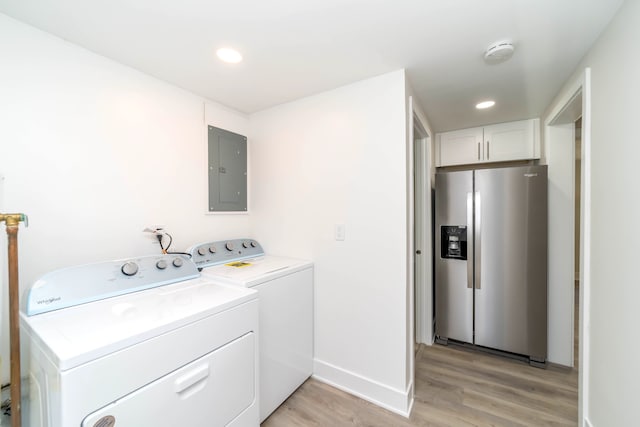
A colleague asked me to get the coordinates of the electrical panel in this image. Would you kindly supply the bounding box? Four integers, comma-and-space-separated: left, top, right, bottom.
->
208, 126, 247, 212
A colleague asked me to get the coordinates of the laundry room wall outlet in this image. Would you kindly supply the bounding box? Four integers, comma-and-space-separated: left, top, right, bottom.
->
335, 224, 346, 241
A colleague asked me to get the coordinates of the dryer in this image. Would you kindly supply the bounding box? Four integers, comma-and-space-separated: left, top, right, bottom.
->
20, 254, 259, 427
188, 239, 313, 422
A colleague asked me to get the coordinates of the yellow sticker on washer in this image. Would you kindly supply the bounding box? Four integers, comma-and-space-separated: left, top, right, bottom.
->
226, 261, 252, 268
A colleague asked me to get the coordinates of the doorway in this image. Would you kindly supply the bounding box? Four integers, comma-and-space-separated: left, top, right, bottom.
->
574, 118, 582, 366
545, 67, 591, 425
412, 112, 433, 348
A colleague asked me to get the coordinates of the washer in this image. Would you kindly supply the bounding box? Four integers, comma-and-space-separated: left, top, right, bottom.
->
188, 239, 313, 422
20, 254, 259, 427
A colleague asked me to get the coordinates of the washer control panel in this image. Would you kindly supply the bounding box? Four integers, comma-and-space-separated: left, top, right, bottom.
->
188, 238, 264, 268
25, 254, 199, 316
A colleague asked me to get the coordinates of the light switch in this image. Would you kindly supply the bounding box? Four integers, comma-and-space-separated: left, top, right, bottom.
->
335, 224, 346, 241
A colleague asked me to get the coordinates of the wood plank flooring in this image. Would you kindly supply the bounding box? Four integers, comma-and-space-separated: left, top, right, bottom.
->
263, 343, 577, 426
263, 286, 580, 426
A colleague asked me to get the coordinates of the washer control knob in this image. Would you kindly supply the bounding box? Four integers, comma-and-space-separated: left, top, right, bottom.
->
197, 247, 206, 256
243, 241, 250, 248
209, 245, 217, 253
156, 260, 168, 270
173, 257, 184, 268
225, 242, 234, 251
121, 262, 139, 276
250, 241, 257, 247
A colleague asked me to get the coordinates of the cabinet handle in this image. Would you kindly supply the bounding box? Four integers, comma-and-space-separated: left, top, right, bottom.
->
477, 142, 481, 160
487, 141, 490, 159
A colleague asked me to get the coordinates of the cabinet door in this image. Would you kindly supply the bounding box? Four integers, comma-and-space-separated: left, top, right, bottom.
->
483, 119, 538, 162
436, 127, 484, 166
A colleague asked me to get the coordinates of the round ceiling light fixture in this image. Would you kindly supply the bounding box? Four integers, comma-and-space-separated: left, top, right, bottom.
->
216, 47, 243, 64
476, 100, 496, 109
484, 40, 514, 64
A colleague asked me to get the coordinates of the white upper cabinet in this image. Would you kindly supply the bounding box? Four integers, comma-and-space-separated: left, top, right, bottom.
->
483, 119, 537, 162
436, 118, 540, 167
437, 127, 484, 167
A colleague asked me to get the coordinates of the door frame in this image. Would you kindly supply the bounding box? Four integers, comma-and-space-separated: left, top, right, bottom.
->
408, 97, 433, 347
413, 116, 431, 346
544, 67, 591, 426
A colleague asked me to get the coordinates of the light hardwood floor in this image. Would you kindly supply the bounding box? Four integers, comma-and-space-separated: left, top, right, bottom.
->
263, 286, 579, 426
263, 344, 577, 426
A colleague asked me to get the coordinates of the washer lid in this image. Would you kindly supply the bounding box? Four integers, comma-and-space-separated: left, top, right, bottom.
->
200, 255, 313, 287
21, 277, 257, 371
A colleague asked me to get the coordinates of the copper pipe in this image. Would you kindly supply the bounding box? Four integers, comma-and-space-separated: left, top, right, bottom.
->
0, 213, 26, 427
6, 224, 21, 427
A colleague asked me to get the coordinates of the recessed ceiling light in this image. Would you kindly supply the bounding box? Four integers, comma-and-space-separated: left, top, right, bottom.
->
476, 100, 496, 109
216, 47, 243, 64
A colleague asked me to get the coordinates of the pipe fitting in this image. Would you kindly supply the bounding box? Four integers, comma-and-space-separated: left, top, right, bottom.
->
0, 213, 28, 227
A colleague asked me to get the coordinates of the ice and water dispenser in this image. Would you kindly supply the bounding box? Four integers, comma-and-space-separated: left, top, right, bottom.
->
440, 226, 467, 260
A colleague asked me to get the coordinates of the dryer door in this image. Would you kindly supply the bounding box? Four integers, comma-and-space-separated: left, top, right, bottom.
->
81, 332, 256, 427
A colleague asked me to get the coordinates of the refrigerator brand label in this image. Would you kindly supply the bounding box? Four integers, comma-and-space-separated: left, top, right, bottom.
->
524, 173, 538, 177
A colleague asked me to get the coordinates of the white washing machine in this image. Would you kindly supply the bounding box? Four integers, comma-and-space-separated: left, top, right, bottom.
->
20, 254, 259, 427
188, 239, 313, 422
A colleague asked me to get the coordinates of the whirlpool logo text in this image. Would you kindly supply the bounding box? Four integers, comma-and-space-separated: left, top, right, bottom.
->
37, 297, 61, 305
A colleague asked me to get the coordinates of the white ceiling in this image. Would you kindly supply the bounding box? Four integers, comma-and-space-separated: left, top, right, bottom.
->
0, 0, 624, 132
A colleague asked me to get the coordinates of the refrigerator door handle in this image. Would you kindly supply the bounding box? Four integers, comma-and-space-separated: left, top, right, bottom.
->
475, 192, 482, 290
467, 192, 474, 289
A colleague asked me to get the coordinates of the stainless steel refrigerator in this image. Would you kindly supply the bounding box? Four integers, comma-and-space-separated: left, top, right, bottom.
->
435, 164, 547, 364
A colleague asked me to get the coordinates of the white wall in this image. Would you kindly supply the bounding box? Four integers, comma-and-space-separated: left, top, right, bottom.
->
0, 14, 251, 383
250, 70, 413, 415
0, 175, 7, 382
545, 123, 576, 366
545, 0, 640, 424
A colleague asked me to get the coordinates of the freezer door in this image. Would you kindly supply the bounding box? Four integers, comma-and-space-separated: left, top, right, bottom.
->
435, 170, 473, 344
474, 165, 548, 360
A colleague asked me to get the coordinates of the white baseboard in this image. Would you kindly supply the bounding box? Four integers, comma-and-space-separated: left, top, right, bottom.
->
313, 358, 413, 417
